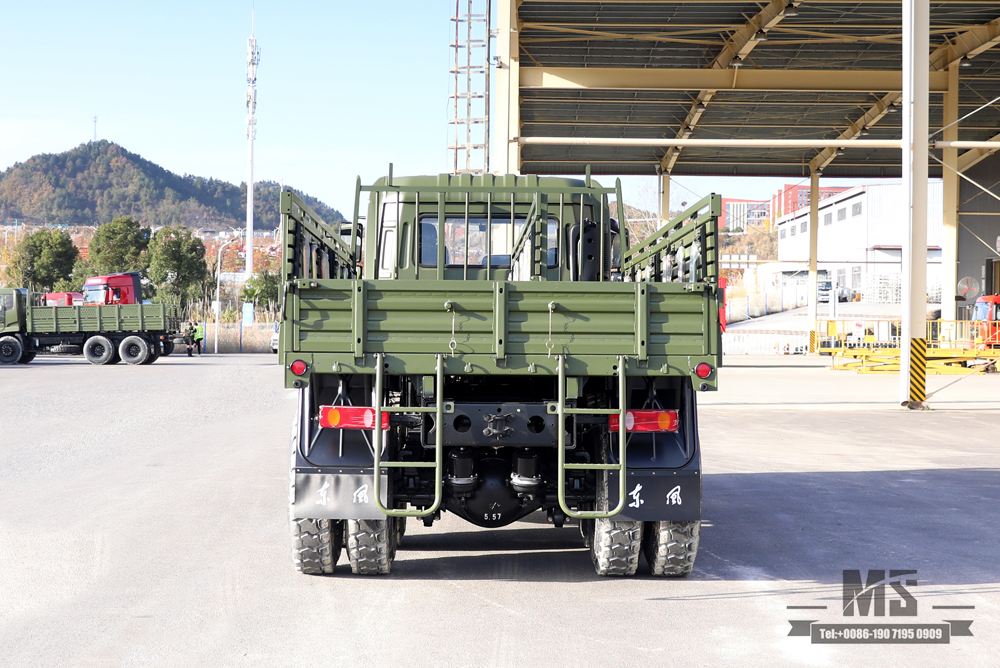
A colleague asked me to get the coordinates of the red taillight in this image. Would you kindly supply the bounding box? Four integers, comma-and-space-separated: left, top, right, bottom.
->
694, 363, 713, 379
289, 360, 308, 376
319, 405, 390, 430
608, 410, 679, 433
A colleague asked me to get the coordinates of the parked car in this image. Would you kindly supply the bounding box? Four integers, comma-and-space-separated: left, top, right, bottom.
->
270, 326, 279, 353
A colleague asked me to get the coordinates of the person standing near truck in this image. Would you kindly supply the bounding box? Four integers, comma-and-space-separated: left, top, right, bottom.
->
184, 322, 195, 357
194, 322, 205, 356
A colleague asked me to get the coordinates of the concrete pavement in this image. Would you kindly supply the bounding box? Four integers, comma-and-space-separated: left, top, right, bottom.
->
1, 355, 997, 667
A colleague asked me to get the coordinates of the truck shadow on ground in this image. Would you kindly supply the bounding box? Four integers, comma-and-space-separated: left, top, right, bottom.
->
693, 467, 1000, 586
387, 468, 1000, 584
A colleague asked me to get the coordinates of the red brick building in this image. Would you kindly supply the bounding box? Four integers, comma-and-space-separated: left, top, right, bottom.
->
770, 184, 850, 219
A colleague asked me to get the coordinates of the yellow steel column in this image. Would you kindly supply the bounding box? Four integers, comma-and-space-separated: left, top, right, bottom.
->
808, 171, 820, 352
659, 172, 670, 222
495, 0, 520, 175
941, 60, 960, 321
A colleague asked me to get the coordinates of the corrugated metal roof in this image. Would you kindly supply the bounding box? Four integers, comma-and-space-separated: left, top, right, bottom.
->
514, 1, 1000, 177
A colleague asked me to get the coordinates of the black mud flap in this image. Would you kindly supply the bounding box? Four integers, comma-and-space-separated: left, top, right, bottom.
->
607, 469, 701, 522
293, 471, 388, 520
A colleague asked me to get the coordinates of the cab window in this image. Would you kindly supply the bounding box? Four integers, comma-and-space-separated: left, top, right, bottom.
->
419, 217, 558, 268
82, 285, 106, 304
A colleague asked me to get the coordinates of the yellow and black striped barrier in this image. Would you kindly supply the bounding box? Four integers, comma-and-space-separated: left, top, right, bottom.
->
908, 338, 927, 403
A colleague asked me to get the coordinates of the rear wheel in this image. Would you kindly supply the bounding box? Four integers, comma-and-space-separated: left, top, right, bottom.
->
643, 521, 700, 577
590, 471, 643, 576
83, 336, 115, 365
292, 519, 343, 574
161, 340, 174, 356
347, 519, 396, 575
119, 336, 150, 365
0, 336, 24, 364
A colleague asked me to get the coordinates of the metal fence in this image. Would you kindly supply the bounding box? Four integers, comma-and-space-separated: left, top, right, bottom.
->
725, 285, 809, 324
817, 318, 1000, 352
722, 330, 809, 355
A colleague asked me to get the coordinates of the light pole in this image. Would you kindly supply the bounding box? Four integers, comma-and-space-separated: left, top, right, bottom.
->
214, 235, 240, 354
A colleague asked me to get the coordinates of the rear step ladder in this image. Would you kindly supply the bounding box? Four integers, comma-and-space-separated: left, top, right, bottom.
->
551, 354, 628, 519
371, 353, 445, 518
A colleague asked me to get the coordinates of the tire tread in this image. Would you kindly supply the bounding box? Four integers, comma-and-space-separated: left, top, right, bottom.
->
292, 518, 341, 574
644, 520, 700, 577
347, 519, 395, 575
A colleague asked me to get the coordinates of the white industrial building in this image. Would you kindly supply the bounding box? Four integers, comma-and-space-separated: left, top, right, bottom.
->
774, 183, 943, 304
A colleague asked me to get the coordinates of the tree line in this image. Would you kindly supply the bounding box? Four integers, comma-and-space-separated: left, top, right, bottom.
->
1, 217, 284, 322
1, 217, 209, 306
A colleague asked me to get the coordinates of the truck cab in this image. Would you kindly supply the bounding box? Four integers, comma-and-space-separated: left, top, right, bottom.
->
42, 292, 83, 307
0, 288, 27, 335
971, 295, 1000, 347
82, 273, 143, 305
817, 279, 832, 303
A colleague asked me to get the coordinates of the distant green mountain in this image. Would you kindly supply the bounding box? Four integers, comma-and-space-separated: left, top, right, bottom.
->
0, 141, 344, 231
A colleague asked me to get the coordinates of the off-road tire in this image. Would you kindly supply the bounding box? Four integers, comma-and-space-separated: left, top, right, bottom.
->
0, 336, 24, 364
83, 336, 115, 365
18, 352, 36, 364
161, 340, 174, 356
590, 470, 643, 576
347, 519, 395, 575
643, 521, 700, 577
292, 518, 343, 574
119, 336, 150, 365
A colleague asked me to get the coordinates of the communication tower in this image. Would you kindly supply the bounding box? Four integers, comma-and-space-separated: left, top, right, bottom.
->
245, 19, 260, 279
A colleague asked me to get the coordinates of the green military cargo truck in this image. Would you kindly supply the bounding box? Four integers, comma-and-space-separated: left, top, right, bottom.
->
281, 171, 722, 577
0, 288, 182, 365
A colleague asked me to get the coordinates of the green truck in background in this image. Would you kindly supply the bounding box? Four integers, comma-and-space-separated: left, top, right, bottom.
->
281, 171, 722, 577
0, 288, 181, 365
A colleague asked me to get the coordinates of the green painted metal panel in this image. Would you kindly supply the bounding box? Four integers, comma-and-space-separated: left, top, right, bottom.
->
292, 278, 712, 361
279, 178, 722, 386
23, 303, 180, 335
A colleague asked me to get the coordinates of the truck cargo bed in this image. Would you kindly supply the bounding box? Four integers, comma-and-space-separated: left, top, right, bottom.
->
25, 303, 181, 335
287, 278, 718, 380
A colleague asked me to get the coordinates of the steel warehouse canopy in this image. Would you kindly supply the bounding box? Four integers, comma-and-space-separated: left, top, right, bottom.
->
495, 0, 1000, 178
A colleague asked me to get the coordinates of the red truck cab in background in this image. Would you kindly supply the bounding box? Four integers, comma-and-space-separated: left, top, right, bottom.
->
82, 273, 143, 305
42, 292, 83, 306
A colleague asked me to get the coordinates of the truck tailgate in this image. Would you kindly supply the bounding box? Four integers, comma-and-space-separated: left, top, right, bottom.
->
287, 278, 717, 375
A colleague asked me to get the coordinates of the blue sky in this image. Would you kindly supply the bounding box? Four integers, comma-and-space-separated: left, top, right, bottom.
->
0, 1, 888, 218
